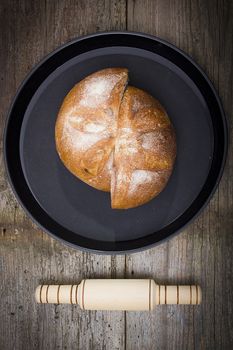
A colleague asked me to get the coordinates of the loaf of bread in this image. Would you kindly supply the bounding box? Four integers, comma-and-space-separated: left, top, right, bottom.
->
55, 68, 176, 209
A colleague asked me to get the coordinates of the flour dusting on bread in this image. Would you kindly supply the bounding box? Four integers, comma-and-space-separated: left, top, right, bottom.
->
141, 131, 165, 150
80, 75, 121, 108
69, 115, 84, 123
62, 122, 110, 151
55, 68, 176, 208
115, 128, 138, 154
84, 122, 106, 133
106, 152, 114, 171
129, 170, 159, 193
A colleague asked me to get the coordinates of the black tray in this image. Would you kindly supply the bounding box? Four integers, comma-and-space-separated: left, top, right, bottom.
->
4, 32, 228, 254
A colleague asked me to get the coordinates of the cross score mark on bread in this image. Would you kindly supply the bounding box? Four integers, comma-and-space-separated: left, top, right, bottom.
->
55, 68, 176, 209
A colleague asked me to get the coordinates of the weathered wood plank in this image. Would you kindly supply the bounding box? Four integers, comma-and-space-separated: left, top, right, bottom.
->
126, 0, 233, 349
0, 228, 126, 350
0, 1, 126, 350
1, 0, 233, 349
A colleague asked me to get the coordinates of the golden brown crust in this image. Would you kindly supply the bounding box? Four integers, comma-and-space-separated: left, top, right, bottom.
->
55, 69, 176, 209
55, 68, 128, 191
111, 86, 176, 209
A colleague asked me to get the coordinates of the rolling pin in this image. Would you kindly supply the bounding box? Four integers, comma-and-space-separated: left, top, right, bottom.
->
35, 279, 201, 311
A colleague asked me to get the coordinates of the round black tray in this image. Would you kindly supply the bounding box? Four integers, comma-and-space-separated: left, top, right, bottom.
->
4, 32, 228, 254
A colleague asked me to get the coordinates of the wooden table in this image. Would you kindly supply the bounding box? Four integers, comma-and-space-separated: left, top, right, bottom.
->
0, 1, 232, 349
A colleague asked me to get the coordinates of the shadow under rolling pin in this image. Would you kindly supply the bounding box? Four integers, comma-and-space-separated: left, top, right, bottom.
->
35, 279, 201, 311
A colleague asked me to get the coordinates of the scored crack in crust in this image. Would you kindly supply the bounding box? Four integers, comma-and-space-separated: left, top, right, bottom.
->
111, 86, 176, 208
55, 68, 176, 209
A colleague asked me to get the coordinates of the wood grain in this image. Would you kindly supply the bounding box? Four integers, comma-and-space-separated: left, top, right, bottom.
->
0, 0, 232, 349
126, 1, 233, 349
0, 1, 126, 350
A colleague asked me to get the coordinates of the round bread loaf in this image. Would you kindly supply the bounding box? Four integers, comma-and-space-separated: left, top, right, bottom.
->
55, 68, 176, 209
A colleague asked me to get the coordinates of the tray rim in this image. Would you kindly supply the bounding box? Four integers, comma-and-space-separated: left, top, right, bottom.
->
3, 31, 229, 254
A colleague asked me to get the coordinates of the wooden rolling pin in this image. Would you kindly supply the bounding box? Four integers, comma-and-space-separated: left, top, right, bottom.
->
35, 279, 201, 311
